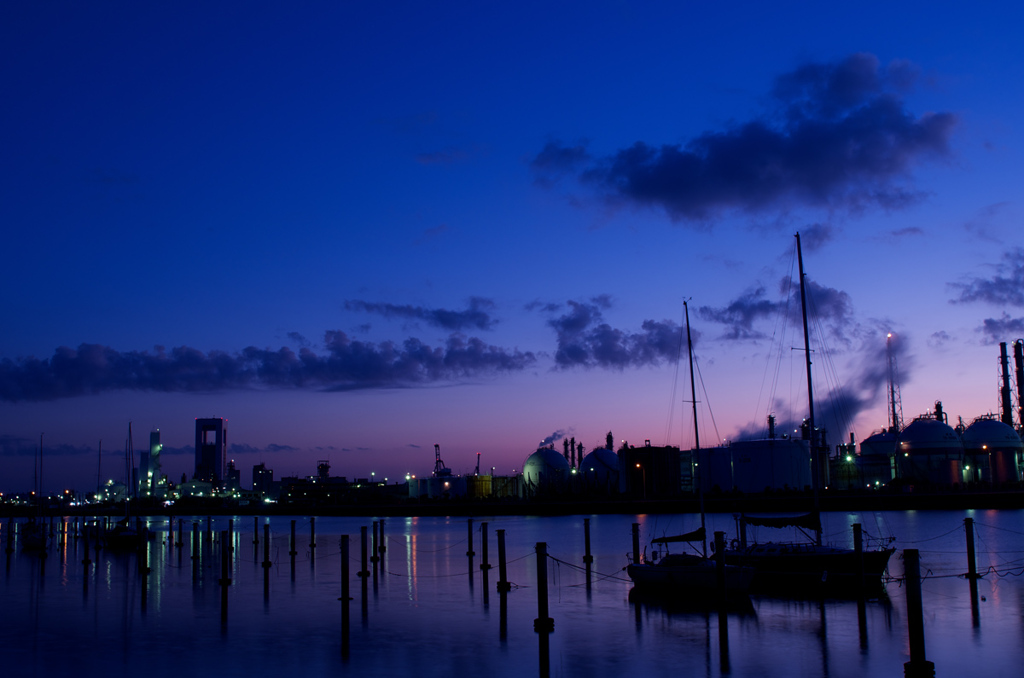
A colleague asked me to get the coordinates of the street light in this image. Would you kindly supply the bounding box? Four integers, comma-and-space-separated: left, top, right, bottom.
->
635, 463, 646, 500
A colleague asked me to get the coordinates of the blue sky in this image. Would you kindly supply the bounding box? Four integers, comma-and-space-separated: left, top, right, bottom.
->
2, 1, 1023, 493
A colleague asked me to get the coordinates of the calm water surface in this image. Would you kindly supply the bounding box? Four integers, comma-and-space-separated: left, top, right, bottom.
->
4, 510, 1024, 677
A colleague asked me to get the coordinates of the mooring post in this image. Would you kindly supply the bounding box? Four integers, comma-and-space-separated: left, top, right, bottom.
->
632, 523, 641, 565
903, 549, 935, 678
191, 521, 200, 561
534, 542, 554, 632
371, 521, 379, 563
358, 526, 369, 578
228, 519, 234, 564
583, 518, 594, 565
467, 518, 475, 557
378, 519, 386, 559
715, 531, 726, 600
82, 527, 92, 566
5, 518, 12, 555
341, 534, 351, 659
289, 519, 297, 558
480, 521, 490, 570
965, 517, 978, 580
167, 515, 174, 549
310, 516, 316, 554
853, 523, 865, 598
178, 519, 183, 549
206, 516, 212, 546
497, 529, 511, 592
253, 516, 259, 545
262, 524, 272, 568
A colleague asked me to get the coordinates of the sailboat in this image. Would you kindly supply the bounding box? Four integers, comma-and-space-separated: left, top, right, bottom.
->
104, 423, 140, 551
719, 233, 895, 596
22, 433, 50, 553
627, 301, 754, 599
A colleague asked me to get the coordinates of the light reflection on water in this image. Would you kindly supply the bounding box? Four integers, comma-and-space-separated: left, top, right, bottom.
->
3, 510, 1024, 677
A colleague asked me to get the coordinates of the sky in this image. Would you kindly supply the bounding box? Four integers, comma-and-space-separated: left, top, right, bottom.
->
2, 1, 1024, 494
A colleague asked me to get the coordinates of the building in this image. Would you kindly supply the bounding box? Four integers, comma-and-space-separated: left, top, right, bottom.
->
194, 418, 227, 485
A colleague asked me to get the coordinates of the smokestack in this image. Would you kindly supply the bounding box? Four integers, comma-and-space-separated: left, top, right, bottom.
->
934, 401, 945, 423
768, 414, 776, 439
1000, 342, 1014, 427
1015, 340, 1024, 429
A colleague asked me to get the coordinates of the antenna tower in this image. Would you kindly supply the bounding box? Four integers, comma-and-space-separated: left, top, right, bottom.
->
886, 333, 904, 434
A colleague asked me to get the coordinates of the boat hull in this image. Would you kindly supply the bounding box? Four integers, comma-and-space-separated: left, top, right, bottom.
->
721, 543, 894, 595
627, 555, 755, 599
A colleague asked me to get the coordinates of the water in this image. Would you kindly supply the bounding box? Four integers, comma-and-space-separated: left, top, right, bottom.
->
4, 510, 1024, 677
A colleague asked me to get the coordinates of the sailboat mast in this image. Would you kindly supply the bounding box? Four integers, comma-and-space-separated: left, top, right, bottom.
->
684, 300, 706, 558
795, 232, 822, 546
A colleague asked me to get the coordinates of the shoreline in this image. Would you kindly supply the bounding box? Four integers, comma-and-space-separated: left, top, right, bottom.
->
4, 489, 1024, 519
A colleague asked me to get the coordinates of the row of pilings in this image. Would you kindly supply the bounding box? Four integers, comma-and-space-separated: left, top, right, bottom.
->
3, 514, 991, 675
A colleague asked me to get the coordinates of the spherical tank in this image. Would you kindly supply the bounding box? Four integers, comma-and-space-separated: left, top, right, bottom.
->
961, 417, 1022, 484
580, 448, 620, 490
897, 417, 964, 486
522, 448, 571, 489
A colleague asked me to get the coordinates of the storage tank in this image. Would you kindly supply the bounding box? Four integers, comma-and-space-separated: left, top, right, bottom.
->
579, 448, 620, 492
858, 429, 897, 487
961, 416, 1022, 484
522, 447, 571, 493
897, 406, 963, 486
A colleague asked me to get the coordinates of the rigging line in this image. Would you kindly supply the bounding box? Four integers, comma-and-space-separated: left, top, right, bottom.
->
665, 303, 687, 446
973, 521, 1024, 537
693, 348, 722, 446
899, 525, 965, 544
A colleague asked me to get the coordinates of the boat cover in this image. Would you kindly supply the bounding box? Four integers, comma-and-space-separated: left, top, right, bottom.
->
652, 527, 706, 544
742, 512, 821, 531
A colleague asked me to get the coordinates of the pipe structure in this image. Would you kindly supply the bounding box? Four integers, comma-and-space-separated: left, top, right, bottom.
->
1014, 340, 1024, 429
1001, 342, 1013, 427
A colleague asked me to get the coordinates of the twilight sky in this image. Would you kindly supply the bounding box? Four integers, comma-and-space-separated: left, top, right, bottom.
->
3, 1, 1023, 494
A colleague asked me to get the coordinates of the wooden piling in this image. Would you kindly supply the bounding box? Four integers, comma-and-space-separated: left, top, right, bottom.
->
358, 526, 369, 578
310, 516, 316, 553
533, 542, 554, 633
371, 521, 379, 563
497, 529, 511, 592
467, 518, 475, 557
480, 521, 490, 570
903, 549, 935, 678
965, 517, 979, 580
853, 523, 865, 598
583, 518, 594, 564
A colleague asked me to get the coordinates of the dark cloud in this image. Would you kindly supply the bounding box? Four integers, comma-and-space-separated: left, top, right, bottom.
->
548, 299, 682, 369
0, 332, 536, 402
533, 53, 955, 222
980, 314, 1024, 343
951, 249, 1024, 308
698, 277, 853, 342
698, 287, 781, 340
345, 298, 498, 331
287, 332, 311, 347
798, 223, 835, 251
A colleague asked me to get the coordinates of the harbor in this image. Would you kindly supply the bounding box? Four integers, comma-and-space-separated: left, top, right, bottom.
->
5, 510, 1024, 677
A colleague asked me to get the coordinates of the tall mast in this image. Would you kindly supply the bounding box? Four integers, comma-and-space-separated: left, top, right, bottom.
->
887, 333, 904, 433
684, 300, 706, 557
795, 232, 822, 545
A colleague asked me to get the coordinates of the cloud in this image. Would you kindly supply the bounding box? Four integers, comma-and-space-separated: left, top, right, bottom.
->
980, 314, 1024, 343
345, 298, 498, 331
951, 249, 1024, 307
532, 53, 955, 222
547, 298, 683, 369
698, 277, 854, 342
0, 332, 536, 402
227, 443, 299, 456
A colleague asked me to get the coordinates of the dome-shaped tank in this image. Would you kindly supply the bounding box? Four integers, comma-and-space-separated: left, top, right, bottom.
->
579, 448, 621, 491
847, 429, 896, 488
897, 415, 964, 486
961, 417, 1022, 484
522, 447, 571, 492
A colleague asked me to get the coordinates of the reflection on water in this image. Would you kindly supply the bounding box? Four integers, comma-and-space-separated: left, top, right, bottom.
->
3, 510, 1024, 677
